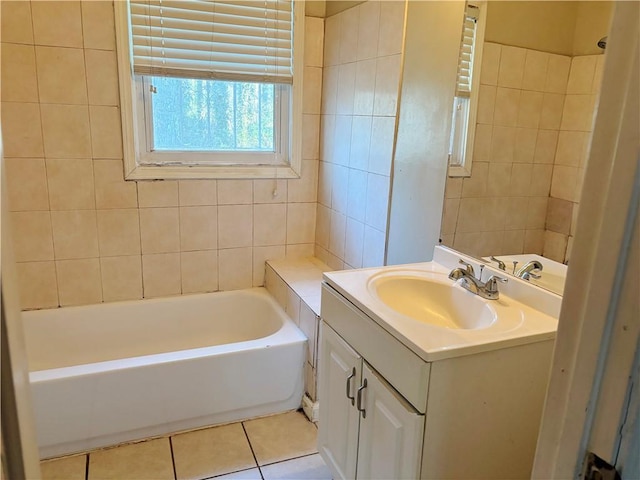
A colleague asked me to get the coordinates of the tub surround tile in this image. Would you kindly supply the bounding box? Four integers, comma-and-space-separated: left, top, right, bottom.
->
1, 43, 39, 103
56, 258, 103, 306
181, 250, 218, 294
51, 210, 100, 260
16, 261, 59, 310
219, 247, 253, 291
178, 180, 217, 206
81, 0, 116, 51
85, 49, 119, 106
88, 438, 174, 480
0, 102, 44, 158
31, 1, 83, 48
35, 45, 88, 105
138, 181, 179, 208
172, 423, 256, 480
180, 206, 218, 251
46, 158, 96, 211
40, 104, 92, 159
100, 256, 143, 302
218, 180, 253, 205
10, 211, 54, 262
97, 209, 141, 257
142, 253, 181, 298
89, 106, 124, 159
218, 205, 253, 249
254, 179, 288, 204
243, 411, 318, 466
139, 208, 180, 254
94, 160, 139, 209
41, 454, 87, 480
253, 246, 286, 287
261, 454, 332, 480
1, 0, 33, 44
4, 158, 50, 212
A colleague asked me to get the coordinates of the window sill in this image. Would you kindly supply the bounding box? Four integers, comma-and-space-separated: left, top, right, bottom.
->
124, 163, 301, 180
447, 164, 472, 178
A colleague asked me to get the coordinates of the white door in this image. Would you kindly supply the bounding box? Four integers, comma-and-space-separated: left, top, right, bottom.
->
317, 324, 362, 480
356, 362, 424, 480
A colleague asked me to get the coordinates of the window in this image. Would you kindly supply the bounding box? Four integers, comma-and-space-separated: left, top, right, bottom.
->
448, 1, 486, 177
114, 0, 304, 179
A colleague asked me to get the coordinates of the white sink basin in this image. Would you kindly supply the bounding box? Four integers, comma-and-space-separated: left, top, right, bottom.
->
368, 272, 496, 330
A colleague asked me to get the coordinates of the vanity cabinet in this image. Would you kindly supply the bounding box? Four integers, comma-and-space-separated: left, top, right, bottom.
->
318, 324, 424, 480
318, 282, 556, 480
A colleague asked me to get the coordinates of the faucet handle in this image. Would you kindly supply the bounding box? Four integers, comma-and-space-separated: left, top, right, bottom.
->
485, 274, 508, 292
458, 259, 475, 277
490, 256, 506, 271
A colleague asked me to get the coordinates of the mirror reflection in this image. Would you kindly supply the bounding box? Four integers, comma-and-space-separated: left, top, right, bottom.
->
440, 1, 612, 295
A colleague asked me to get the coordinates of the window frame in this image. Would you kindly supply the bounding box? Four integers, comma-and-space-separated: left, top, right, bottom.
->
448, 0, 487, 178
114, 0, 304, 180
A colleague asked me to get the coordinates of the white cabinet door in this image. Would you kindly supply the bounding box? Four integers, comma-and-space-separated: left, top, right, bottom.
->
356, 362, 424, 480
318, 324, 362, 480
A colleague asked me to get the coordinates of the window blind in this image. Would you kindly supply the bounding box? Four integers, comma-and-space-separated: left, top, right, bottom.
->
455, 4, 479, 97
129, 0, 294, 84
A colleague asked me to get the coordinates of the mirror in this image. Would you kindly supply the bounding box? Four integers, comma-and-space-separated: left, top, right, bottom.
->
440, 0, 613, 295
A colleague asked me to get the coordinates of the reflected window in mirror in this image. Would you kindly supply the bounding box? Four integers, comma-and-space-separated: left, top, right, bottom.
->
448, 1, 487, 177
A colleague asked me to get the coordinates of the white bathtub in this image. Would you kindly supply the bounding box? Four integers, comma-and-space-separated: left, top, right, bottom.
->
22, 288, 306, 459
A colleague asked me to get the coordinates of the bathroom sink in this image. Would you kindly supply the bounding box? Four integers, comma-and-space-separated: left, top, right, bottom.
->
367, 271, 497, 330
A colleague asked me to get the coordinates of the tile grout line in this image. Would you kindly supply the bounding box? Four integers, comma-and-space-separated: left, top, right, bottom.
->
240, 422, 265, 480
169, 436, 178, 480
84, 453, 90, 480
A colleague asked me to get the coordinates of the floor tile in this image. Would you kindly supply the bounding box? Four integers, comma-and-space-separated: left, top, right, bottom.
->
214, 468, 263, 479
88, 438, 174, 480
260, 454, 332, 480
243, 411, 318, 466
172, 423, 257, 480
41, 454, 87, 480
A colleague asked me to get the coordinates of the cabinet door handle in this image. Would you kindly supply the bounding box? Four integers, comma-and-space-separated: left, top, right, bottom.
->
356, 378, 367, 418
345, 367, 356, 406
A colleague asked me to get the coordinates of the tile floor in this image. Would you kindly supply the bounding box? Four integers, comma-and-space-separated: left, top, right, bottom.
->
40, 411, 332, 480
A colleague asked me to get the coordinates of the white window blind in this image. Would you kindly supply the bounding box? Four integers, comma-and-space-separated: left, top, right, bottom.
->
455, 5, 479, 97
129, 0, 294, 84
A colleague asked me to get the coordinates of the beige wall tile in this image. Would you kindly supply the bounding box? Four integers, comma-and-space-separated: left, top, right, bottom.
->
97, 209, 141, 257
89, 105, 123, 158
510, 163, 533, 196
480, 42, 501, 86
85, 49, 119, 106
543, 230, 568, 263
514, 128, 537, 164
491, 126, 516, 163
100, 255, 143, 302
539, 93, 565, 130
493, 87, 520, 127
41, 104, 91, 158
302, 114, 320, 160
497, 46, 526, 89
1, 44, 39, 103
303, 66, 322, 115
1, 1, 33, 44
546, 197, 573, 235
41, 454, 87, 480
473, 124, 492, 163
51, 210, 99, 260
323, 14, 340, 67
35, 46, 87, 104
88, 437, 174, 480
526, 197, 548, 229
592, 55, 605, 95
522, 50, 548, 92
32, 1, 83, 48
517, 91, 543, 129
56, 258, 102, 306
373, 54, 401, 116
254, 179, 287, 204
534, 130, 559, 164
315, 204, 331, 249
440, 199, 459, 236
304, 17, 324, 67
94, 159, 138, 209
285, 243, 313, 259
357, 1, 380, 61
545, 54, 571, 94
254, 204, 286, 247
138, 181, 178, 208
317, 160, 332, 207
172, 423, 255, 479
139, 207, 180, 254
561, 94, 596, 131
484, 197, 509, 231
368, 116, 395, 175
551, 165, 579, 202
336, 63, 356, 115
567, 55, 597, 94
461, 162, 488, 197
16, 261, 58, 310
218, 247, 253, 291
344, 218, 365, 268
529, 164, 553, 197
329, 210, 346, 259
288, 160, 318, 203
502, 230, 525, 255
1, 102, 44, 157
353, 59, 376, 117
46, 158, 95, 210
11, 211, 54, 262
476, 85, 496, 125
456, 198, 484, 234
4, 158, 50, 212
524, 229, 545, 254
181, 251, 218, 294
178, 180, 217, 206
321, 67, 338, 115
142, 253, 181, 298
253, 245, 285, 287
81, 1, 116, 50
179, 206, 217, 251
364, 173, 388, 231
349, 115, 372, 171
503, 197, 528, 230
332, 116, 352, 167
217, 180, 253, 205
377, 1, 405, 57
339, 6, 358, 64
556, 131, 589, 167
486, 163, 512, 197
445, 176, 463, 199
218, 205, 253, 248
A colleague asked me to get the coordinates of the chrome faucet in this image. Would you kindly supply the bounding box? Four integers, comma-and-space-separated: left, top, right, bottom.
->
515, 260, 543, 281
448, 260, 507, 300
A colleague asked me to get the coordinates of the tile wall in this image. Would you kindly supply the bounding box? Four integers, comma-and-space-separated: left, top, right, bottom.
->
544, 54, 603, 263
1, 1, 324, 309
441, 41, 603, 262
314, 1, 405, 270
